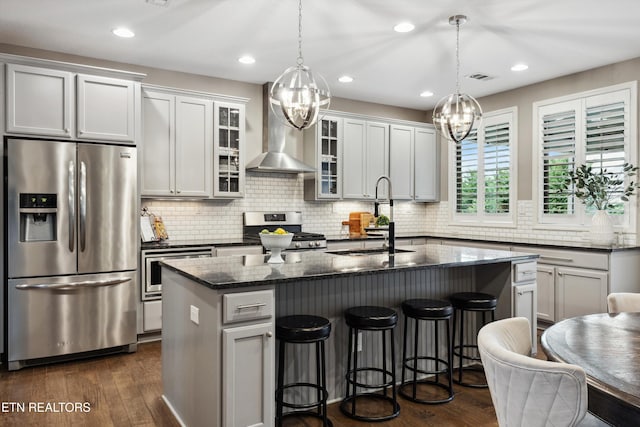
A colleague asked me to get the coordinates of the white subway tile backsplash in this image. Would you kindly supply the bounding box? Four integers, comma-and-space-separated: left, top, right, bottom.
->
142, 176, 636, 244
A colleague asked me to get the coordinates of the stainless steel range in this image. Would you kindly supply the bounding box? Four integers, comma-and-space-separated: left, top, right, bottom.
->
243, 211, 326, 250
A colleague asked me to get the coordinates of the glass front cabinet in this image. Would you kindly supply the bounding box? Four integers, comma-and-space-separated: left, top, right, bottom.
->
213, 102, 245, 197
304, 115, 343, 200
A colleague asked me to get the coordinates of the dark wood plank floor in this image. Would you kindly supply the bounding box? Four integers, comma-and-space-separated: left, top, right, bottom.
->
0, 334, 546, 426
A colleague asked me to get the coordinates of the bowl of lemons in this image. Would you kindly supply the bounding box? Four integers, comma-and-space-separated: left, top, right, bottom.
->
259, 228, 293, 263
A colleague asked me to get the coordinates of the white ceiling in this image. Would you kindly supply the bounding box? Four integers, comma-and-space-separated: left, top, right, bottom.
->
1, 0, 640, 110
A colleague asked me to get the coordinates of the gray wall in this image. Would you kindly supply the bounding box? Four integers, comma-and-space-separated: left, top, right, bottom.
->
428, 57, 640, 201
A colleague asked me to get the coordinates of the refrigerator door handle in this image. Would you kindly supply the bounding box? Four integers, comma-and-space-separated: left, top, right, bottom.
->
79, 161, 87, 252
68, 160, 75, 252
15, 277, 132, 291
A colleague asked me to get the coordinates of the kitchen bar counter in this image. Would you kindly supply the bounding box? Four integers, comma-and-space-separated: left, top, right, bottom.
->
160, 244, 538, 290
161, 244, 537, 426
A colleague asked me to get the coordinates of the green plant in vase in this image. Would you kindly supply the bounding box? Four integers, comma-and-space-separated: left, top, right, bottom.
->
561, 163, 639, 244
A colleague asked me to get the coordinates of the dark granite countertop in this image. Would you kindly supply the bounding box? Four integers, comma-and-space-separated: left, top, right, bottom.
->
327, 234, 640, 252
141, 238, 247, 250
160, 244, 538, 290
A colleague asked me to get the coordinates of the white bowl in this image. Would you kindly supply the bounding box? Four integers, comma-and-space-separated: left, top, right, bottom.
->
259, 233, 293, 263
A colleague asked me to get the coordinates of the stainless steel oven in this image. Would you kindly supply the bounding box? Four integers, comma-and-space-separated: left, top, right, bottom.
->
141, 246, 215, 301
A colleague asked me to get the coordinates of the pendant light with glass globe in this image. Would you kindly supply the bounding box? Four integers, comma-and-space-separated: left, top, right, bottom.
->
432, 15, 482, 143
269, 0, 331, 131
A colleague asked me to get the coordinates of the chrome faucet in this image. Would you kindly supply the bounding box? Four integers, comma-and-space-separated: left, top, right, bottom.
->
374, 175, 395, 255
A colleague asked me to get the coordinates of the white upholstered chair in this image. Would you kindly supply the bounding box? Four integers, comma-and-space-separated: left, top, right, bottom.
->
477, 317, 609, 427
607, 292, 640, 313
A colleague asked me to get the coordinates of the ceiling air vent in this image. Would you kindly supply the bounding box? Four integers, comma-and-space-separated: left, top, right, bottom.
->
467, 73, 493, 81
146, 0, 169, 6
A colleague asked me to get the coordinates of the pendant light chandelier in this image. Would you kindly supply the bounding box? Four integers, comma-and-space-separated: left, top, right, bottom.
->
269, 0, 330, 131
432, 15, 482, 143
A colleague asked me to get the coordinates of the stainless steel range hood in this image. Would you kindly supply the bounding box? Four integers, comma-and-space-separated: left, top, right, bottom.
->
245, 83, 315, 174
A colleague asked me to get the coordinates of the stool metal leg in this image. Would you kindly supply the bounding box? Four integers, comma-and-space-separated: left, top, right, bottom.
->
319, 340, 329, 426
315, 341, 322, 417
434, 318, 440, 383
412, 318, 419, 399
390, 328, 398, 410
351, 327, 359, 416
276, 339, 286, 427
402, 315, 409, 388
382, 328, 388, 397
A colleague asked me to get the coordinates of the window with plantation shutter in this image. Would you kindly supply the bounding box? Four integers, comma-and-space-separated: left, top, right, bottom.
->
534, 82, 637, 229
541, 108, 576, 216
456, 129, 478, 213
450, 107, 516, 224
484, 122, 511, 214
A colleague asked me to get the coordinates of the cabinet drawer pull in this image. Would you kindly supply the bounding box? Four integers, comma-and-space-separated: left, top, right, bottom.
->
235, 303, 266, 311
265, 331, 273, 338
540, 256, 573, 263
557, 272, 563, 276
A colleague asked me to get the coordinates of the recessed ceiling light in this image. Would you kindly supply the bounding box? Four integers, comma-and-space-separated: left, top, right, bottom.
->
338, 75, 354, 83
238, 55, 256, 65
420, 91, 434, 97
112, 27, 135, 38
511, 63, 529, 72
393, 22, 415, 33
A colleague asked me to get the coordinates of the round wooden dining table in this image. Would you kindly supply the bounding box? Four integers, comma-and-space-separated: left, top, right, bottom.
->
541, 312, 640, 426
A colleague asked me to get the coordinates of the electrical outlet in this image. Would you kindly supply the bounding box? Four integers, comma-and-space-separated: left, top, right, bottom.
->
357, 332, 362, 352
190, 305, 199, 325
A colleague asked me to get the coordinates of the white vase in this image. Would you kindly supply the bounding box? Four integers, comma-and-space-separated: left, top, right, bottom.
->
590, 210, 615, 245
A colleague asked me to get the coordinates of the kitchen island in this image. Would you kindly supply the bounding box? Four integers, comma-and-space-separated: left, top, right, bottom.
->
160, 244, 537, 427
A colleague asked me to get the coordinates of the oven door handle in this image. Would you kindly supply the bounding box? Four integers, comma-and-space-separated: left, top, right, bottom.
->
16, 277, 131, 291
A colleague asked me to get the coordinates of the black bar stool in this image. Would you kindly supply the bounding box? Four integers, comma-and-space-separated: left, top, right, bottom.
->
450, 291, 497, 388
340, 305, 400, 422
275, 315, 332, 427
400, 299, 454, 404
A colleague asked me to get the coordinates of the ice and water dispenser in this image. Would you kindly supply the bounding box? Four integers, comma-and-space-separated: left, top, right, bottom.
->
19, 193, 57, 242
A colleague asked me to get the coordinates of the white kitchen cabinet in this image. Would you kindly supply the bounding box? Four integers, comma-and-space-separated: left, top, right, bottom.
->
141, 88, 212, 198
76, 74, 135, 142
510, 245, 639, 326
6, 64, 136, 142
214, 102, 245, 197
389, 124, 413, 199
343, 118, 389, 199
556, 266, 608, 321
222, 322, 274, 427
162, 268, 274, 427
6, 63, 73, 137
304, 115, 343, 200
389, 124, 439, 201
536, 264, 556, 322
413, 127, 439, 201
513, 282, 537, 353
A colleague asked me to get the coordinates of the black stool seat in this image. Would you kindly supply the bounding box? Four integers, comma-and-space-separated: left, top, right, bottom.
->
344, 306, 398, 329
402, 299, 453, 319
277, 315, 331, 343
450, 292, 497, 310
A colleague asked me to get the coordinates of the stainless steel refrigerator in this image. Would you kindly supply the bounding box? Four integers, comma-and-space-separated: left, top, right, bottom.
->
5, 138, 138, 370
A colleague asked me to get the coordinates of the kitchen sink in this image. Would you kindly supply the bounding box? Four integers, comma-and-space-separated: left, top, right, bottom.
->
326, 248, 414, 256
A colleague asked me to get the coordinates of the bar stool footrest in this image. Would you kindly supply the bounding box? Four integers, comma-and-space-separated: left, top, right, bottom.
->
399, 380, 455, 404
276, 411, 334, 427
339, 394, 400, 422
403, 355, 451, 377
344, 367, 394, 390
276, 382, 329, 410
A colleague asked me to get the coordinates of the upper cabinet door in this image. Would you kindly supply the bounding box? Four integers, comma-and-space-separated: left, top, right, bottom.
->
175, 96, 212, 198
389, 124, 414, 200
365, 121, 390, 199
214, 102, 246, 198
6, 64, 73, 138
414, 127, 439, 201
76, 74, 135, 143
141, 90, 175, 197
342, 118, 367, 199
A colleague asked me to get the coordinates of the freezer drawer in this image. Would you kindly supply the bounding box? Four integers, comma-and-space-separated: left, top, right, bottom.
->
7, 271, 137, 369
